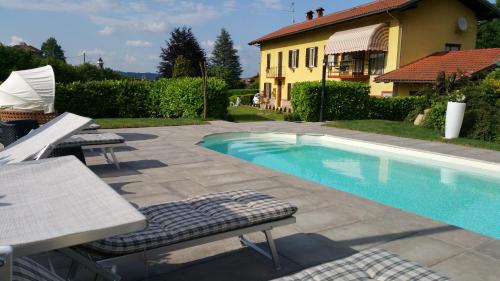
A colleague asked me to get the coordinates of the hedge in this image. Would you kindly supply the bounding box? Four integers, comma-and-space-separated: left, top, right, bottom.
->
56, 80, 151, 118
228, 88, 258, 96
291, 81, 370, 121
56, 78, 228, 119
291, 81, 424, 122
149, 78, 228, 118
229, 94, 255, 105
367, 96, 424, 121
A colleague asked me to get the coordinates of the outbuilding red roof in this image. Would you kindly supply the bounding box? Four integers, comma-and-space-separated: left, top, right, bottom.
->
249, 0, 499, 45
375, 48, 500, 83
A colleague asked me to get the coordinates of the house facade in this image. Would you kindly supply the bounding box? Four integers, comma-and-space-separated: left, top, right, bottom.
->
249, 0, 499, 110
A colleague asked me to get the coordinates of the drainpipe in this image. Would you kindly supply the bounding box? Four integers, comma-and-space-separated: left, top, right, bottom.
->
386, 10, 403, 69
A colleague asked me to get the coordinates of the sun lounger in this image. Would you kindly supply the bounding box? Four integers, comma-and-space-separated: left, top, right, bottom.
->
59, 189, 297, 279
0, 112, 92, 165
8, 248, 450, 281
56, 133, 125, 168
272, 248, 450, 281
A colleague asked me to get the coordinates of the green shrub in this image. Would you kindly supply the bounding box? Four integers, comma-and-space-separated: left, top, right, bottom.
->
150, 77, 228, 118
56, 80, 151, 118
461, 82, 499, 141
423, 101, 447, 132
291, 81, 370, 121
228, 88, 258, 96
368, 96, 424, 121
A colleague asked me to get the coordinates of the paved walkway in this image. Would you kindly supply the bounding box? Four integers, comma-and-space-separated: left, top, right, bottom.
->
67, 121, 500, 280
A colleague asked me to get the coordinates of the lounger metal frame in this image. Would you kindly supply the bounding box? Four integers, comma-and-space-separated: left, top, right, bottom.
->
82, 143, 123, 169
61, 217, 296, 281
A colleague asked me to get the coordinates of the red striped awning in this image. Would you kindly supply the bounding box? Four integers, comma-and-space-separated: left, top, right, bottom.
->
324, 23, 389, 55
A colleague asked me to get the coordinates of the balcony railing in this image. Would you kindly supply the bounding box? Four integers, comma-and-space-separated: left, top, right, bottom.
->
328, 61, 369, 79
266, 66, 285, 78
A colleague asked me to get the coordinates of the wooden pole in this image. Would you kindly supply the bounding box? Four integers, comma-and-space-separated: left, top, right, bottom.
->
200, 62, 208, 119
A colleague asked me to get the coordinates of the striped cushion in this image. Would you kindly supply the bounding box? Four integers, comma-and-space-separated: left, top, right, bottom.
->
57, 133, 124, 148
85, 190, 297, 255
13, 257, 64, 281
273, 249, 450, 281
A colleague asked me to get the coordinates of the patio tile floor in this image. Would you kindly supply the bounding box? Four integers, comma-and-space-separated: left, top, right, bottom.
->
38, 121, 500, 280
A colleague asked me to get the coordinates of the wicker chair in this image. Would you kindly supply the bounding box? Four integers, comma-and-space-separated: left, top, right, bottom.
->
0, 109, 57, 125
0, 120, 39, 147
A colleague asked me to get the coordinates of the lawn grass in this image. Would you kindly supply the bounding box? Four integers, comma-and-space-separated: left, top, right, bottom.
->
94, 118, 207, 129
325, 120, 500, 151
227, 105, 285, 123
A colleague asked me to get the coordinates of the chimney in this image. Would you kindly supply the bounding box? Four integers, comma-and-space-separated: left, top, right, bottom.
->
316, 7, 325, 18
306, 10, 314, 21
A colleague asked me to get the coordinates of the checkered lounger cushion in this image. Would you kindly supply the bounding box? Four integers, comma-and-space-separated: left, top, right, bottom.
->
85, 190, 297, 255
13, 257, 64, 281
273, 248, 450, 281
57, 133, 124, 148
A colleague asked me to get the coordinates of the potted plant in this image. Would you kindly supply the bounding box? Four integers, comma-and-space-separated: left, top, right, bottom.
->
444, 90, 466, 139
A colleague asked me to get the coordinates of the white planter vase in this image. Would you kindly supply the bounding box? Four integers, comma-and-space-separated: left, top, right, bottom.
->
445, 102, 466, 139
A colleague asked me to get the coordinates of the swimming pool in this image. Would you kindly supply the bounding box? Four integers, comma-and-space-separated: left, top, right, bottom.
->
200, 132, 500, 238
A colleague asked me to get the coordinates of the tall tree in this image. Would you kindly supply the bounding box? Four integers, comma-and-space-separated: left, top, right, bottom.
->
209, 28, 242, 88
158, 27, 205, 78
172, 55, 195, 77
41, 37, 66, 62
476, 1, 500, 49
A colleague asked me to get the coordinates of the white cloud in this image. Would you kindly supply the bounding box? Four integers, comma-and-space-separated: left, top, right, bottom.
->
126, 40, 152, 48
80, 48, 104, 56
201, 40, 215, 57
9, 35, 24, 45
125, 54, 137, 64
250, 0, 284, 11
98, 25, 114, 36
0, 0, 229, 34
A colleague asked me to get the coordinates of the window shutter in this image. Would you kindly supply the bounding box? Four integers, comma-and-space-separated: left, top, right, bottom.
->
295, 50, 300, 68
266, 54, 271, 69
314, 47, 319, 67
287, 83, 292, 100
288, 50, 293, 68
305, 48, 310, 68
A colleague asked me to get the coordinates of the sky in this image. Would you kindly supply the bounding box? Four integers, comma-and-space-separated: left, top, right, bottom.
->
0, 0, 495, 77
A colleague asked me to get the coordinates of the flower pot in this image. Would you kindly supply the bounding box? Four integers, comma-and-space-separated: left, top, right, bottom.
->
445, 102, 466, 139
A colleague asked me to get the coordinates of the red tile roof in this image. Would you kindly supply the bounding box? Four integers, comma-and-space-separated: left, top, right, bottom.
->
249, 0, 413, 45
249, 0, 499, 45
375, 48, 500, 83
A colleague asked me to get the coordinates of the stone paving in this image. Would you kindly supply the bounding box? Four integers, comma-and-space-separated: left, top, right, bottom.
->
62, 121, 500, 280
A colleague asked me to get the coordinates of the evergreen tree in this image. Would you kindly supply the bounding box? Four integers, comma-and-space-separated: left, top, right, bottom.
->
41, 37, 66, 62
476, 1, 500, 49
158, 27, 205, 78
209, 28, 242, 89
172, 55, 196, 77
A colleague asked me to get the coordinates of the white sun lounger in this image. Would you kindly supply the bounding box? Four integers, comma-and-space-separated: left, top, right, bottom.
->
0, 112, 92, 165
5, 248, 450, 281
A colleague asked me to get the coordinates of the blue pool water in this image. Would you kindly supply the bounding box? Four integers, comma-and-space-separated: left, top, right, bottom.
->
201, 133, 500, 238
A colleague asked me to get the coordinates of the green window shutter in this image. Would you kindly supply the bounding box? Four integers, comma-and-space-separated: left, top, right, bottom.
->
288, 50, 293, 68
266, 54, 271, 69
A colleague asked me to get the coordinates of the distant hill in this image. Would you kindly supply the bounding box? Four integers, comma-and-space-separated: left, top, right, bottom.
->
118, 71, 160, 80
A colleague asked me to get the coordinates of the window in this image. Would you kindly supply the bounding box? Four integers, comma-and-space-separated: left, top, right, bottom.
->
341, 52, 365, 74
306, 47, 318, 68
287, 83, 294, 101
264, 83, 272, 98
327, 54, 339, 67
445, 44, 461, 51
288, 49, 300, 69
369, 52, 386, 75
266, 53, 271, 69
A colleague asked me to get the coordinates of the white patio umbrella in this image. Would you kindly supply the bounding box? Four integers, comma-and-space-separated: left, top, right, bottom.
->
0, 65, 55, 113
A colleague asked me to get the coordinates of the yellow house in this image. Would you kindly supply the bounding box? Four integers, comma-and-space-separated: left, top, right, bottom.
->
249, 0, 499, 110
